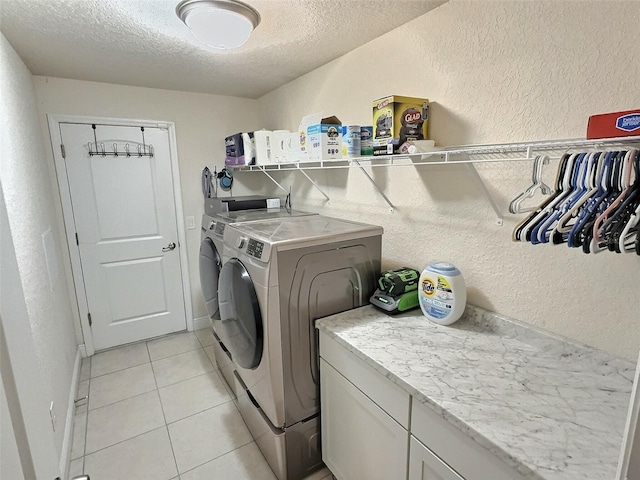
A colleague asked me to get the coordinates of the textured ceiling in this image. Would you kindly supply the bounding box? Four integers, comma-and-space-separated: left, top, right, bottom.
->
0, 0, 446, 98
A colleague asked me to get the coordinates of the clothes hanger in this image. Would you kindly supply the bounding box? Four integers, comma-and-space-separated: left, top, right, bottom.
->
509, 155, 552, 214
552, 151, 601, 245
512, 153, 571, 242
531, 152, 588, 244
581, 151, 619, 253
607, 151, 639, 253
610, 150, 640, 253
592, 150, 634, 248
614, 204, 639, 253
566, 150, 618, 248
567, 151, 613, 248
526, 154, 580, 244
591, 151, 637, 253
587, 151, 623, 253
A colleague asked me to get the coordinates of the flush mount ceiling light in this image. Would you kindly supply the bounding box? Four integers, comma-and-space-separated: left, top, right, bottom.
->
176, 0, 260, 50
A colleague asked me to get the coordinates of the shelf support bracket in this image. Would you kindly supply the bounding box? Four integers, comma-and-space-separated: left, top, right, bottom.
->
258, 168, 290, 195
352, 159, 395, 211
465, 163, 503, 226
295, 166, 330, 202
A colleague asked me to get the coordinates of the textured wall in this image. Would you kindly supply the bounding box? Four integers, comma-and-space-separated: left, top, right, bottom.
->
1, 185, 61, 479
0, 34, 75, 472
25, 1, 640, 362
32, 77, 260, 321
0, 360, 26, 480
254, 0, 640, 359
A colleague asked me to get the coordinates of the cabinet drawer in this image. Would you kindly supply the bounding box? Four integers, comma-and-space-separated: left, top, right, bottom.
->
411, 401, 525, 480
320, 359, 408, 480
409, 436, 464, 480
319, 331, 410, 428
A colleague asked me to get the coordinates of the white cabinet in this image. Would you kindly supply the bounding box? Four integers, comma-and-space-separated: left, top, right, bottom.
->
319, 329, 410, 428
320, 359, 408, 480
411, 401, 523, 480
319, 330, 526, 480
409, 436, 464, 480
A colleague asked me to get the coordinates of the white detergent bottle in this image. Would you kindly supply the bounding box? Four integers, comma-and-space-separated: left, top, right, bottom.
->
418, 262, 466, 325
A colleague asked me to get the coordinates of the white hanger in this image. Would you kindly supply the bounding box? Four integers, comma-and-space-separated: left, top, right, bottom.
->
509, 155, 552, 214
512, 153, 577, 242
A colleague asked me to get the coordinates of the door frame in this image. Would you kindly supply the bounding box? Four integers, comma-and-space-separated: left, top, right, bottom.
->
47, 114, 193, 356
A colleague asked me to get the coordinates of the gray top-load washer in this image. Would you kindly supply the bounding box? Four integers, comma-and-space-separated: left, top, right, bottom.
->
217, 215, 382, 480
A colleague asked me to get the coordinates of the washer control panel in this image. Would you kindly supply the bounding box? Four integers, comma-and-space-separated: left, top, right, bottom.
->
223, 226, 271, 263
214, 222, 225, 237
246, 238, 264, 259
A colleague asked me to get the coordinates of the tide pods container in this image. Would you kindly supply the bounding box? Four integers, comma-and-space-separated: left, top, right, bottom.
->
418, 262, 466, 325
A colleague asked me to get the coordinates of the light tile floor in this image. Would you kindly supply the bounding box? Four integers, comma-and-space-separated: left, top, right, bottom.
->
70, 329, 333, 480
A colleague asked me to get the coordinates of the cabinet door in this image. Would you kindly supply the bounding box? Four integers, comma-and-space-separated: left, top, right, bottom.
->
320, 359, 408, 480
409, 436, 464, 480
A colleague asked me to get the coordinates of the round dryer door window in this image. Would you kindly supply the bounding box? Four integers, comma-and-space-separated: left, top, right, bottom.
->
218, 258, 263, 370
198, 238, 222, 319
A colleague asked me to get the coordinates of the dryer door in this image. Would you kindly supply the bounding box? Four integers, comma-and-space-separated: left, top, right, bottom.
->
199, 237, 222, 319
217, 258, 263, 369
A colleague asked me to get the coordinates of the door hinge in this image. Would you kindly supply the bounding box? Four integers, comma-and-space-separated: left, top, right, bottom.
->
60, 143, 66, 158
87, 312, 92, 327
75, 232, 79, 245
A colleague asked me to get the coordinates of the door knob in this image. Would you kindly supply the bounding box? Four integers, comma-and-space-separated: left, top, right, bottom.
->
162, 242, 176, 252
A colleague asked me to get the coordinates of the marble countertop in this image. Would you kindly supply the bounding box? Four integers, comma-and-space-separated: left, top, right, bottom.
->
316, 305, 635, 480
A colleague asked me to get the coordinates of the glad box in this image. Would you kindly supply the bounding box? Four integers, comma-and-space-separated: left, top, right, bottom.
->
372, 95, 429, 155
307, 115, 342, 161
587, 109, 640, 139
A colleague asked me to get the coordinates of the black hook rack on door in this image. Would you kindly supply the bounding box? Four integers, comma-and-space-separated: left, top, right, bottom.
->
87, 124, 154, 157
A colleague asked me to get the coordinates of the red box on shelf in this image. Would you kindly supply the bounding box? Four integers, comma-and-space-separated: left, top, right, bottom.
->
587, 109, 640, 139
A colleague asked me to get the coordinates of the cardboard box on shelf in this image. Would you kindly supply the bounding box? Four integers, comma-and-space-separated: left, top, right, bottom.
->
587, 109, 640, 139
307, 115, 342, 161
372, 95, 429, 155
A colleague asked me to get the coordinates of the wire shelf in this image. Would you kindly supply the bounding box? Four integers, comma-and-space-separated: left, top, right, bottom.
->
232, 136, 640, 172
230, 135, 640, 223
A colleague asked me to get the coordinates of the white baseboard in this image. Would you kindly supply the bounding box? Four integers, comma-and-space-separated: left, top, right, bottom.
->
192, 315, 211, 331
59, 347, 81, 480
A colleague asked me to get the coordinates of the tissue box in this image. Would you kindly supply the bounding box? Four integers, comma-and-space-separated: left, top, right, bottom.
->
307, 115, 342, 161
372, 95, 429, 155
587, 109, 640, 139
225, 132, 255, 166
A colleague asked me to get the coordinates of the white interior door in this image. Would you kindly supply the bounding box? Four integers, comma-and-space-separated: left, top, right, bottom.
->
60, 123, 186, 350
